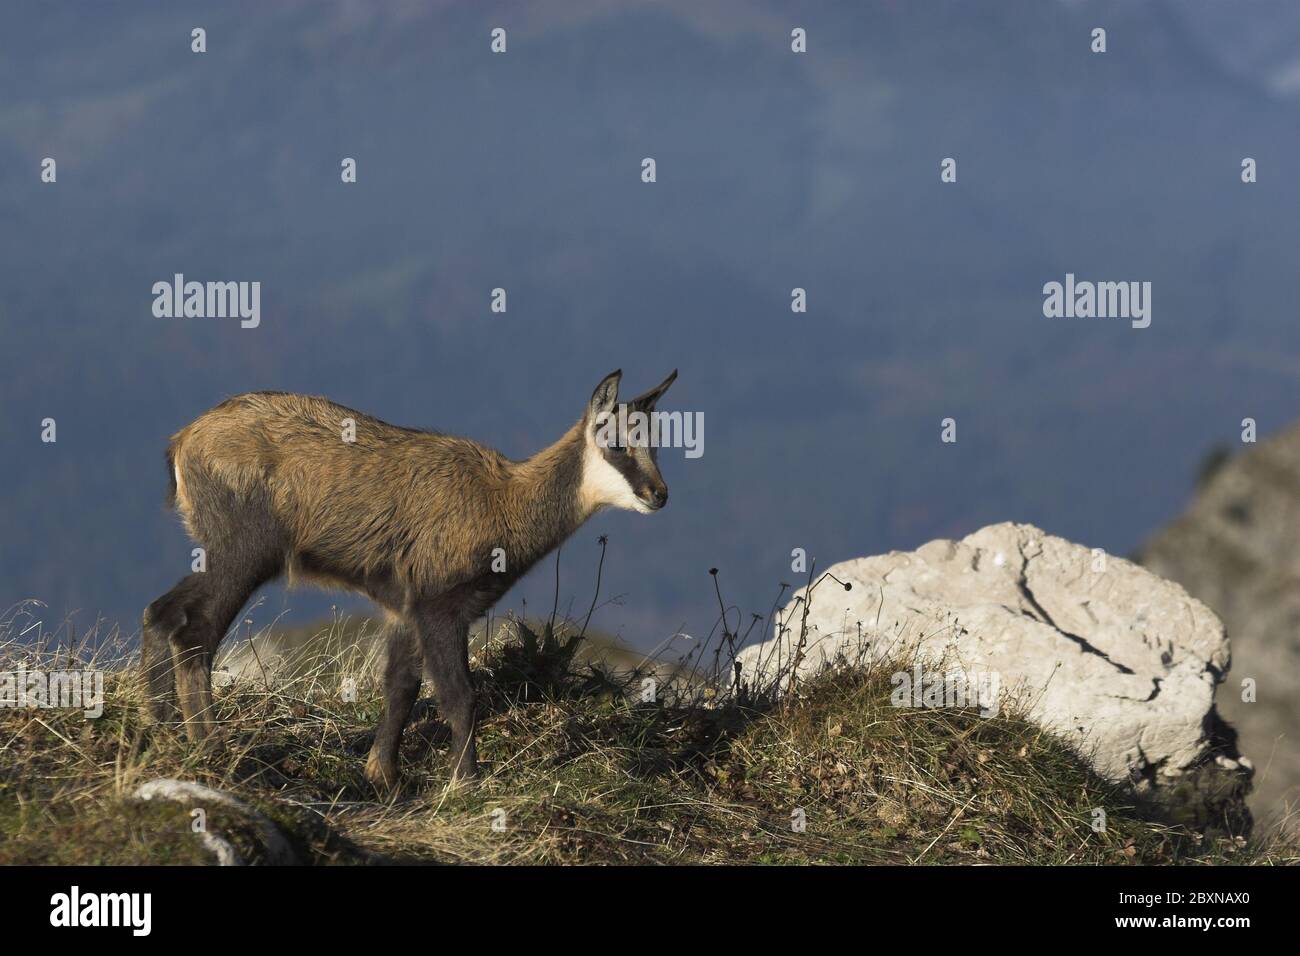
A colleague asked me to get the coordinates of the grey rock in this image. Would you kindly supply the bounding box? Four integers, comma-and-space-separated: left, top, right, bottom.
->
738, 522, 1250, 831
133, 778, 297, 865
1139, 425, 1300, 832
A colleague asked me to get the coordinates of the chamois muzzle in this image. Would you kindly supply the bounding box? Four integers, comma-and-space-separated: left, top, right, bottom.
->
642, 484, 669, 511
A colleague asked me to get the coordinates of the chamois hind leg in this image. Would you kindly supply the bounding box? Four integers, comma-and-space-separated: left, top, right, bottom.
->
142, 574, 207, 724
168, 472, 286, 741
416, 602, 478, 783
170, 561, 272, 741
365, 615, 422, 793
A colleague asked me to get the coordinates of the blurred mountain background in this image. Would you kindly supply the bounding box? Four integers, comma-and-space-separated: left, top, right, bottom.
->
2, 0, 1298, 661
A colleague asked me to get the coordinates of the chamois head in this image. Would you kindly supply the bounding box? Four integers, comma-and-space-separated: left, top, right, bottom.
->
580, 369, 678, 515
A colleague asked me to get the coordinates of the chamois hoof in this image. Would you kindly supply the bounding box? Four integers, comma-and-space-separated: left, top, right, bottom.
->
365, 752, 401, 795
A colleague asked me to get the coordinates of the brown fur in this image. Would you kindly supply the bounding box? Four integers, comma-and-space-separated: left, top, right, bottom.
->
172, 391, 588, 600
140, 371, 675, 788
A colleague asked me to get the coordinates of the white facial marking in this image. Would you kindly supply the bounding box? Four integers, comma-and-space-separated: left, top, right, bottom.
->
580, 430, 650, 514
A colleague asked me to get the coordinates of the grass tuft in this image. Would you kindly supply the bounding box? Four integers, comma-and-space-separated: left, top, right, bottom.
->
1, 593, 1293, 865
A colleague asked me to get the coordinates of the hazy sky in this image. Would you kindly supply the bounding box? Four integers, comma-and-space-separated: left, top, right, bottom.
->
2, 0, 1298, 649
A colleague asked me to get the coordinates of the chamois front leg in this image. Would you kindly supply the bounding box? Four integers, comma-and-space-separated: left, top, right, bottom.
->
365, 616, 422, 793
416, 603, 478, 783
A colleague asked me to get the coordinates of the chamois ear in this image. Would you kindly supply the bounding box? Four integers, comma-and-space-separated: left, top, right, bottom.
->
589, 369, 622, 419
630, 369, 677, 410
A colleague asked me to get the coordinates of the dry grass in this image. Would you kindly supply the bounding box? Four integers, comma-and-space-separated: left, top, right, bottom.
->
1, 596, 1295, 866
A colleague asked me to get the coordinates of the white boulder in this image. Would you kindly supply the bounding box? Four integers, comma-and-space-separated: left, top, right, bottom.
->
737, 522, 1250, 827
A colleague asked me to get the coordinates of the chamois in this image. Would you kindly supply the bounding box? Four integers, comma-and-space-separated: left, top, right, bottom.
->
142, 369, 677, 787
